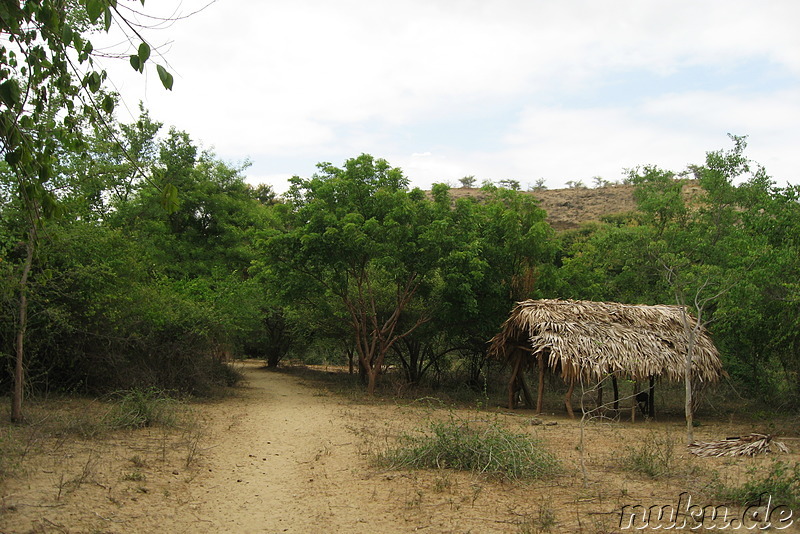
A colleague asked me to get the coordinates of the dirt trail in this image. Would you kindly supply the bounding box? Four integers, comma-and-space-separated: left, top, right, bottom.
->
190, 363, 380, 533
189, 363, 537, 534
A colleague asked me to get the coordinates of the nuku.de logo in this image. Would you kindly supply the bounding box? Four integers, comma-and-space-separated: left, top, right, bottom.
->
619, 492, 794, 530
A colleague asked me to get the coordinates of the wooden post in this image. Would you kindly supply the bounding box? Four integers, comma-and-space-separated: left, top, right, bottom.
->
648, 376, 655, 419
596, 379, 603, 411
508, 354, 522, 409
612, 375, 619, 411
536, 353, 545, 414
565, 377, 575, 419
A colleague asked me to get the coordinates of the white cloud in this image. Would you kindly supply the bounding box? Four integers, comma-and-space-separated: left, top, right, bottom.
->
99, 0, 800, 191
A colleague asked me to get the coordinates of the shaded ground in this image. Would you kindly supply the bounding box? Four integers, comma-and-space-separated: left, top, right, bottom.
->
2, 362, 798, 533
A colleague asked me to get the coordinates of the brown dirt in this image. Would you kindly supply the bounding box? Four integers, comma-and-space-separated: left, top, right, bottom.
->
448, 182, 707, 231
447, 184, 639, 231
2, 362, 798, 533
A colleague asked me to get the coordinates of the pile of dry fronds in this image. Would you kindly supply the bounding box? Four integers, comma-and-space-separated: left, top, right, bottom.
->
688, 433, 789, 457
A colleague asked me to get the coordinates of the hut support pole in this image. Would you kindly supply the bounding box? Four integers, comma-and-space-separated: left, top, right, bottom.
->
519, 372, 534, 409
648, 376, 655, 419
536, 353, 545, 414
597, 379, 603, 410
612, 376, 619, 410
508, 354, 522, 409
565, 378, 575, 419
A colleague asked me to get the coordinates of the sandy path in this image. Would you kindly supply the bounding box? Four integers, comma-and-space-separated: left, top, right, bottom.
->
189, 364, 394, 533
6, 363, 796, 532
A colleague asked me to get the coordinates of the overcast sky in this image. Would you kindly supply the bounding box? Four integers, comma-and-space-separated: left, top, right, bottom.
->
101, 0, 800, 193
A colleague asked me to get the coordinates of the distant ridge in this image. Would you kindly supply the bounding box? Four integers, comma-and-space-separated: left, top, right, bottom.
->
445, 184, 638, 231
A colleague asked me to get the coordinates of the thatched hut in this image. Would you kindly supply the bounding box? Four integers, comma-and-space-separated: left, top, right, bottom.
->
487, 299, 725, 418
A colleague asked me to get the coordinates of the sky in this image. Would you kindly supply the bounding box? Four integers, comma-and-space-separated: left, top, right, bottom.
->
100, 0, 800, 194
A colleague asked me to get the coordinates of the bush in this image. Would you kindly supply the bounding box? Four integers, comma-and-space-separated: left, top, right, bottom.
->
378, 415, 559, 481
103, 388, 188, 429
620, 431, 677, 478
715, 461, 800, 509
0, 223, 247, 397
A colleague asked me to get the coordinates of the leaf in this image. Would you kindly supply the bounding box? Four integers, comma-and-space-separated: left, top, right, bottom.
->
160, 183, 179, 213
104, 7, 112, 31
0, 79, 21, 108
156, 64, 173, 90
5, 149, 22, 165
129, 55, 140, 72
73, 34, 84, 54
138, 42, 150, 64
86, 0, 103, 23
62, 24, 73, 44
102, 94, 115, 114
84, 71, 101, 93
40, 191, 60, 219
38, 163, 52, 182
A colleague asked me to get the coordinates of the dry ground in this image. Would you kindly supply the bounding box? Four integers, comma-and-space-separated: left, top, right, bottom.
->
447, 182, 706, 231
2, 361, 798, 533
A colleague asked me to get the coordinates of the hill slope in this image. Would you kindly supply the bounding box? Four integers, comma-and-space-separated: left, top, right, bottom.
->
448, 184, 638, 231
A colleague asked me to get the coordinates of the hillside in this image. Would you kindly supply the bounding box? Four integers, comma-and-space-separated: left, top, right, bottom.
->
448, 184, 639, 231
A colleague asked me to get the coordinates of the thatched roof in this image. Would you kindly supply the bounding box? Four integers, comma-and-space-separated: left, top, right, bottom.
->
487, 299, 724, 384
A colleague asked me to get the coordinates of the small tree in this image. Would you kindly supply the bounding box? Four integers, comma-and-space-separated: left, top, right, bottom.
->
592, 176, 611, 188
498, 179, 521, 190
529, 178, 548, 192
565, 180, 586, 189
459, 175, 476, 188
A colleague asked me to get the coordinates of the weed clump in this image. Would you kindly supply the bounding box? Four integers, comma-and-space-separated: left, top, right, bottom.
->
378, 416, 559, 481
620, 431, 677, 478
103, 388, 188, 429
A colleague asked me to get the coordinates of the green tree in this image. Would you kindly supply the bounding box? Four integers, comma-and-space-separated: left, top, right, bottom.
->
258, 155, 455, 395
557, 135, 798, 414
459, 175, 476, 188
1, 1, 174, 422
368, 183, 555, 386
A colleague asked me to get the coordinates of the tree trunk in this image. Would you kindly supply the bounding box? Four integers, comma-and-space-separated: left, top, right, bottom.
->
685, 348, 694, 444
682, 308, 699, 445
518, 372, 534, 409
347, 348, 354, 375
366, 367, 379, 396
11, 232, 34, 424
536, 353, 545, 414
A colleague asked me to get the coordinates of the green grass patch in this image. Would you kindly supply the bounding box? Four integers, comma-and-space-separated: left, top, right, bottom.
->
378, 415, 559, 481
715, 461, 800, 509
103, 388, 188, 429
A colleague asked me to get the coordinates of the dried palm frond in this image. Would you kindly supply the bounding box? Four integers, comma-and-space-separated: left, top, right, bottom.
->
688, 434, 790, 457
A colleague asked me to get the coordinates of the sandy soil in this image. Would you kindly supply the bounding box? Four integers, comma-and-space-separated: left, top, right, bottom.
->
2, 362, 798, 533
